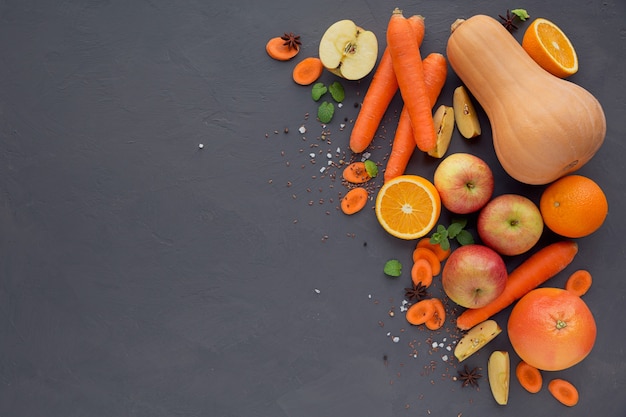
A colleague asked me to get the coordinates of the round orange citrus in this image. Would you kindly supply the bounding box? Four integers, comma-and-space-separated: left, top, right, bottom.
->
508, 287, 596, 371
539, 174, 608, 238
375, 175, 441, 240
522, 17, 578, 78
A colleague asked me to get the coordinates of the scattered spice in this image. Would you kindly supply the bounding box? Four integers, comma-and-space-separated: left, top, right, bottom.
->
404, 282, 429, 301
280, 32, 301, 50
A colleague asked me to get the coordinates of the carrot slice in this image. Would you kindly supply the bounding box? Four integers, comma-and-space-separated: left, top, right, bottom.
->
340, 187, 368, 215
516, 361, 543, 394
266, 37, 299, 61
406, 299, 436, 325
424, 298, 446, 330
412, 247, 441, 276
342, 162, 371, 184
565, 269, 592, 297
293, 57, 323, 85
548, 378, 579, 407
411, 258, 433, 287
416, 237, 451, 261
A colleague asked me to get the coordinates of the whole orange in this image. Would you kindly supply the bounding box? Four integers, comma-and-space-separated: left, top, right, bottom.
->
539, 174, 608, 238
508, 287, 596, 371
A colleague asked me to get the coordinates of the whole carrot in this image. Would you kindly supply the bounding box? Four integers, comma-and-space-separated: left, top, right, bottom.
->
455, 241, 579, 330
350, 15, 425, 154
387, 8, 437, 152
384, 53, 448, 182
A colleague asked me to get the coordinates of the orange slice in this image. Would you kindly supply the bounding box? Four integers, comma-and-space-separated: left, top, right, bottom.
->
375, 175, 441, 240
522, 18, 578, 78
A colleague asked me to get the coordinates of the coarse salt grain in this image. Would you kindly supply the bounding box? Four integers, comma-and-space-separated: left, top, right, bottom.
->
198, 143, 204, 149
299, 126, 306, 134
441, 355, 449, 361
326, 153, 332, 159
338, 103, 343, 108
314, 288, 321, 294
432, 342, 438, 349
320, 167, 326, 173
392, 336, 400, 343
309, 153, 316, 158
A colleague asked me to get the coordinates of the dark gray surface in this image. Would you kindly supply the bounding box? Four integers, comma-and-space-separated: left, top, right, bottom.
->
1, 0, 625, 416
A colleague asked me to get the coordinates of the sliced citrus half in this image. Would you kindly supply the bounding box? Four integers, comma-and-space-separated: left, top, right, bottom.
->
522, 17, 578, 78
375, 175, 441, 240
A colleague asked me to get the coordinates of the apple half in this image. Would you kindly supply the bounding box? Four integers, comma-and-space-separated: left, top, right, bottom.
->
319, 20, 378, 80
488, 351, 510, 405
454, 319, 502, 362
453, 86, 481, 139
428, 105, 455, 158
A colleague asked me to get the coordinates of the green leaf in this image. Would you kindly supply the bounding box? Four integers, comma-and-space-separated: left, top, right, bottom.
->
329, 81, 345, 103
456, 229, 475, 246
311, 83, 327, 101
363, 160, 378, 178
447, 222, 464, 239
318, 101, 335, 123
438, 237, 451, 251
384, 259, 402, 277
511, 9, 530, 21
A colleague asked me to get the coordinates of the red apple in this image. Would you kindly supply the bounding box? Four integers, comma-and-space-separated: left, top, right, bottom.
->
433, 153, 494, 214
442, 244, 507, 309
478, 194, 544, 256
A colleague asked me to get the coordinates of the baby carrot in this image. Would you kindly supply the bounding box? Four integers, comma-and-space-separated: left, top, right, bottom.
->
548, 379, 579, 407
383, 53, 448, 182
565, 269, 592, 297
456, 241, 578, 330
340, 187, 368, 215
387, 8, 436, 152
349, 15, 425, 153
292, 57, 323, 85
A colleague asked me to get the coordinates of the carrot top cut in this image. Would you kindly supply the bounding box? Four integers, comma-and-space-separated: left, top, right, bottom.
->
342, 161, 372, 184
548, 378, 579, 407
565, 269, 592, 297
516, 361, 543, 394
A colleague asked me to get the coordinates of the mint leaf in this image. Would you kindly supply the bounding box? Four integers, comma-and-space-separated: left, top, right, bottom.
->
456, 229, 475, 246
364, 160, 378, 178
447, 222, 464, 239
384, 259, 402, 277
317, 101, 335, 123
511, 9, 530, 21
329, 81, 345, 103
311, 83, 327, 101
438, 238, 451, 251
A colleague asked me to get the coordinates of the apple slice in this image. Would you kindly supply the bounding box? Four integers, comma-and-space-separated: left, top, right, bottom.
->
453, 86, 481, 139
318, 20, 378, 80
427, 105, 455, 158
454, 319, 502, 362
488, 351, 510, 405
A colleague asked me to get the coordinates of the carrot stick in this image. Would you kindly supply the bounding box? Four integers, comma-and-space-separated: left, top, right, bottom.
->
387, 8, 437, 152
383, 52, 448, 182
516, 361, 543, 394
565, 269, 592, 296
349, 15, 425, 153
455, 241, 578, 330
548, 379, 579, 407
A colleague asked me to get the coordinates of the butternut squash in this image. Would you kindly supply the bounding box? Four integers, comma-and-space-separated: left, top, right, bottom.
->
446, 15, 605, 185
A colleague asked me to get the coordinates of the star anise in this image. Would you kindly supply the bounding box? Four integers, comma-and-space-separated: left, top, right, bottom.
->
281, 32, 301, 51
457, 364, 482, 388
404, 281, 429, 301
499, 9, 518, 32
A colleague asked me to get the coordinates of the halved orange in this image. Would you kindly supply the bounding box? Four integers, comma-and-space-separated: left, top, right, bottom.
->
522, 18, 578, 78
375, 175, 441, 240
